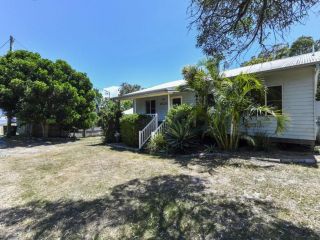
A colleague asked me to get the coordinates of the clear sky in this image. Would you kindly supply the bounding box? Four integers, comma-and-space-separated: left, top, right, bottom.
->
0, 0, 319, 96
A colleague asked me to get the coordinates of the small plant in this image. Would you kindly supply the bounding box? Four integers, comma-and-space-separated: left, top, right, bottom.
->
166, 121, 197, 153
147, 133, 168, 154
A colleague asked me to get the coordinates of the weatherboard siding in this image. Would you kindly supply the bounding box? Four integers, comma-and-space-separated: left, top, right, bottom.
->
244, 67, 316, 141
133, 66, 316, 141
134, 92, 196, 121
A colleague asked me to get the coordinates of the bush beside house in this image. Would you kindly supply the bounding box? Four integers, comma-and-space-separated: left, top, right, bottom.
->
120, 114, 152, 147
100, 101, 122, 143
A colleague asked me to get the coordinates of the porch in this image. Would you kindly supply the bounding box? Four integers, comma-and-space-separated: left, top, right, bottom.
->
133, 91, 196, 121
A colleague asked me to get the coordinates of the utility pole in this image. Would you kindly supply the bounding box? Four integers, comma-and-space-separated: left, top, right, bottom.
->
9, 35, 14, 52
6, 35, 15, 137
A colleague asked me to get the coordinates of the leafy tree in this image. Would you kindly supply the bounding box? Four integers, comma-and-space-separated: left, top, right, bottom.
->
0, 50, 41, 137
99, 100, 122, 143
188, 0, 318, 58
242, 36, 318, 66
0, 50, 97, 137
119, 82, 141, 96
119, 82, 142, 111
289, 36, 315, 56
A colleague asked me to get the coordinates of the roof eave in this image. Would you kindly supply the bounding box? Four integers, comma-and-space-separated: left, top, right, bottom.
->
113, 89, 180, 100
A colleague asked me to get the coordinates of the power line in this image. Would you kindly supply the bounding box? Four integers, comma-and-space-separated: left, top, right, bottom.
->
0, 39, 10, 51
14, 38, 28, 50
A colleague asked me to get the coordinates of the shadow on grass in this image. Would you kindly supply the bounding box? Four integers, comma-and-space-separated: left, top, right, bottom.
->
0, 136, 79, 149
152, 150, 318, 170
0, 175, 318, 239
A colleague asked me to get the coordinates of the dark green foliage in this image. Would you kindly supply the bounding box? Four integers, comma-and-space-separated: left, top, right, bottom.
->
119, 82, 141, 96
120, 114, 151, 147
147, 133, 168, 154
166, 104, 194, 125
0, 50, 97, 137
242, 36, 318, 66
166, 121, 197, 153
289, 36, 315, 56
99, 100, 122, 143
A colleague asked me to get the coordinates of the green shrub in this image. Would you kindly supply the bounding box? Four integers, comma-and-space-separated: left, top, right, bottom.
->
120, 114, 152, 147
166, 121, 197, 153
147, 133, 168, 154
99, 101, 122, 143
166, 104, 194, 125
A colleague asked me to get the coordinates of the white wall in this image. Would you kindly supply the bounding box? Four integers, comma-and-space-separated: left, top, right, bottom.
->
244, 67, 316, 141
135, 92, 196, 121
134, 67, 316, 141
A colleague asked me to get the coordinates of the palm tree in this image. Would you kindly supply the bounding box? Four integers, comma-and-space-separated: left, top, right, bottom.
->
178, 59, 222, 135
209, 74, 289, 150
179, 58, 220, 111
179, 58, 289, 151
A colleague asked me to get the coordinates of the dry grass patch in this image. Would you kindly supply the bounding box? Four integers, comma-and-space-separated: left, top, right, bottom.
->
0, 137, 319, 239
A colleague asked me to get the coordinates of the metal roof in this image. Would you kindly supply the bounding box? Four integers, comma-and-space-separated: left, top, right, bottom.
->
115, 79, 185, 99
224, 51, 320, 77
117, 51, 320, 99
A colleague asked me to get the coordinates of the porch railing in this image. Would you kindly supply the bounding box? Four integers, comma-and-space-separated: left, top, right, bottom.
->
139, 114, 158, 149
151, 121, 167, 139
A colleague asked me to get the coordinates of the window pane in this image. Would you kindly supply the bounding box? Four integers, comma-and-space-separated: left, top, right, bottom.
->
172, 98, 181, 106
146, 100, 150, 114
151, 100, 156, 114
267, 86, 282, 113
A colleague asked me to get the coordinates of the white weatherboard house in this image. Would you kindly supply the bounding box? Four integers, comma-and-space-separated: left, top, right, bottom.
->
117, 51, 320, 149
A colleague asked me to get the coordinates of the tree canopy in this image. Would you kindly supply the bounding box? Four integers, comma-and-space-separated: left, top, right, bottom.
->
0, 50, 97, 137
118, 82, 142, 111
242, 36, 320, 66
119, 82, 141, 96
188, 0, 319, 58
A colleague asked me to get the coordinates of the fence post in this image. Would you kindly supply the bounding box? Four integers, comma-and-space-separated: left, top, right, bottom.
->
139, 131, 142, 149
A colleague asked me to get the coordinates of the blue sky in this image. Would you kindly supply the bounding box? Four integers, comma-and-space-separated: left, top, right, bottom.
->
0, 0, 319, 96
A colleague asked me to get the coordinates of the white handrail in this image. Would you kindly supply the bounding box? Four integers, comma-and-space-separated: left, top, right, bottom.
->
151, 121, 167, 138
139, 114, 158, 149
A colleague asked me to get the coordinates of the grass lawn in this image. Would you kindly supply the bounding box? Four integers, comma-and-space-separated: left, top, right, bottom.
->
0, 137, 320, 239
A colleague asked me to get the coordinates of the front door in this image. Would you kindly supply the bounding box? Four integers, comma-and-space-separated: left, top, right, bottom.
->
146, 100, 156, 114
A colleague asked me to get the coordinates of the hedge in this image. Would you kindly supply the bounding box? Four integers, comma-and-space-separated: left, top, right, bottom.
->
120, 114, 152, 147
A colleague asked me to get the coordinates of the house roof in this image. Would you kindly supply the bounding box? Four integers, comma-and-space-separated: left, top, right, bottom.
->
224, 51, 320, 77
116, 51, 320, 99
115, 79, 186, 99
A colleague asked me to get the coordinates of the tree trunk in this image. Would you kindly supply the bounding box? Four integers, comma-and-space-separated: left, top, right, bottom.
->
6, 113, 12, 138
29, 124, 33, 137
82, 129, 86, 138
40, 122, 49, 138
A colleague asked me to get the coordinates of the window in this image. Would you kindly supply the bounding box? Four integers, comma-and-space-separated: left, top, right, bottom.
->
267, 86, 282, 113
172, 97, 182, 106
146, 100, 156, 114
